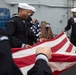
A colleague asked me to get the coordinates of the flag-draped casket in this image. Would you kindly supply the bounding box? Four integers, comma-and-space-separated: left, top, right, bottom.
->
12, 32, 76, 75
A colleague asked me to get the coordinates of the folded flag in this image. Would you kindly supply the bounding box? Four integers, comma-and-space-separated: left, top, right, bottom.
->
12, 32, 76, 75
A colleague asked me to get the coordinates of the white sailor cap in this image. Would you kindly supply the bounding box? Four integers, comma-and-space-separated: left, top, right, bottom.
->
31, 6, 36, 12
18, 3, 36, 12
71, 8, 76, 12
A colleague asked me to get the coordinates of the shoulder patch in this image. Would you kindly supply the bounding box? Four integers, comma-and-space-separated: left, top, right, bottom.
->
8, 20, 14, 22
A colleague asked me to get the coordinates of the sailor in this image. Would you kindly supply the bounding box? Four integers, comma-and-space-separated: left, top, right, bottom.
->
64, 8, 76, 46
6, 3, 35, 48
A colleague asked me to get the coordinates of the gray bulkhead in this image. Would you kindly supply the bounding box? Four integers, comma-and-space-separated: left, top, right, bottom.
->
0, 0, 76, 35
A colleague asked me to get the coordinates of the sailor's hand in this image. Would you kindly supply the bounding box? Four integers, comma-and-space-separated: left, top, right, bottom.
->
25, 44, 32, 48
36, 47, 52, 59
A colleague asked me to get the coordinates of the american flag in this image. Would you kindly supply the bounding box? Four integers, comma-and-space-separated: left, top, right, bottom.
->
12, 32, 76, 75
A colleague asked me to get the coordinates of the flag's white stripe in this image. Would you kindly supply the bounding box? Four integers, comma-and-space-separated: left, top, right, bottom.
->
19, 62, 76, 75
70, 46, 76, 54
12, 32, 76, 75
53, 52, 76, 55
49, 62, 76, 72
65, 36, 76, 54
58, 35, 76, 54
13, 33, 66, 58
49, 33, 66, 47
20, 64, 34, 75
56, 39, 71, 53
65, 35, 76, 53
13, 48, 35, 58
13, 41, 53, 58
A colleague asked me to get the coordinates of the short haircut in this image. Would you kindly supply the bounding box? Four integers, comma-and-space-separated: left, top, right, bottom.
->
18, 7, 22, 12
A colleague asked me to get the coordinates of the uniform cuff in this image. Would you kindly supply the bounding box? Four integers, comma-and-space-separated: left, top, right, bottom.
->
21, 43, 25, 48
0, 36, 8, 41
36, 54, 48, 63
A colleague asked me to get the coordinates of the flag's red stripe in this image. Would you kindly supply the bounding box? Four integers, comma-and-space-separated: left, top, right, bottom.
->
51, 38, 67, 52
11, 48, 26, 53
65, 44, 73, 52
52, 68, 68, 75
33, 32, 64, 47
13, 53, 76, 68
14, 54, 36, 68
11, 31, 76, 75
50, 32, 64, 41
11, 32, 64, 53
50, 53, 76, 62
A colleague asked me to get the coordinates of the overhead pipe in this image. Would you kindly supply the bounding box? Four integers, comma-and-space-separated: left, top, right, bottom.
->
4, 0, 73, 8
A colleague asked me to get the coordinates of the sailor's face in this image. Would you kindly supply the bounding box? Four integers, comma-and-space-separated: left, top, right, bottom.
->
30, 11, 34, 16
21, 9, 32, 19
73, 12, 76, 17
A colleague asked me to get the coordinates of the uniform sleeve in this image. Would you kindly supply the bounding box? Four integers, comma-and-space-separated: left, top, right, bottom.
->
27, 59, 52, 75
0, 28, 23, 75
6, 19, 22, 47
65, 18, 72, 31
